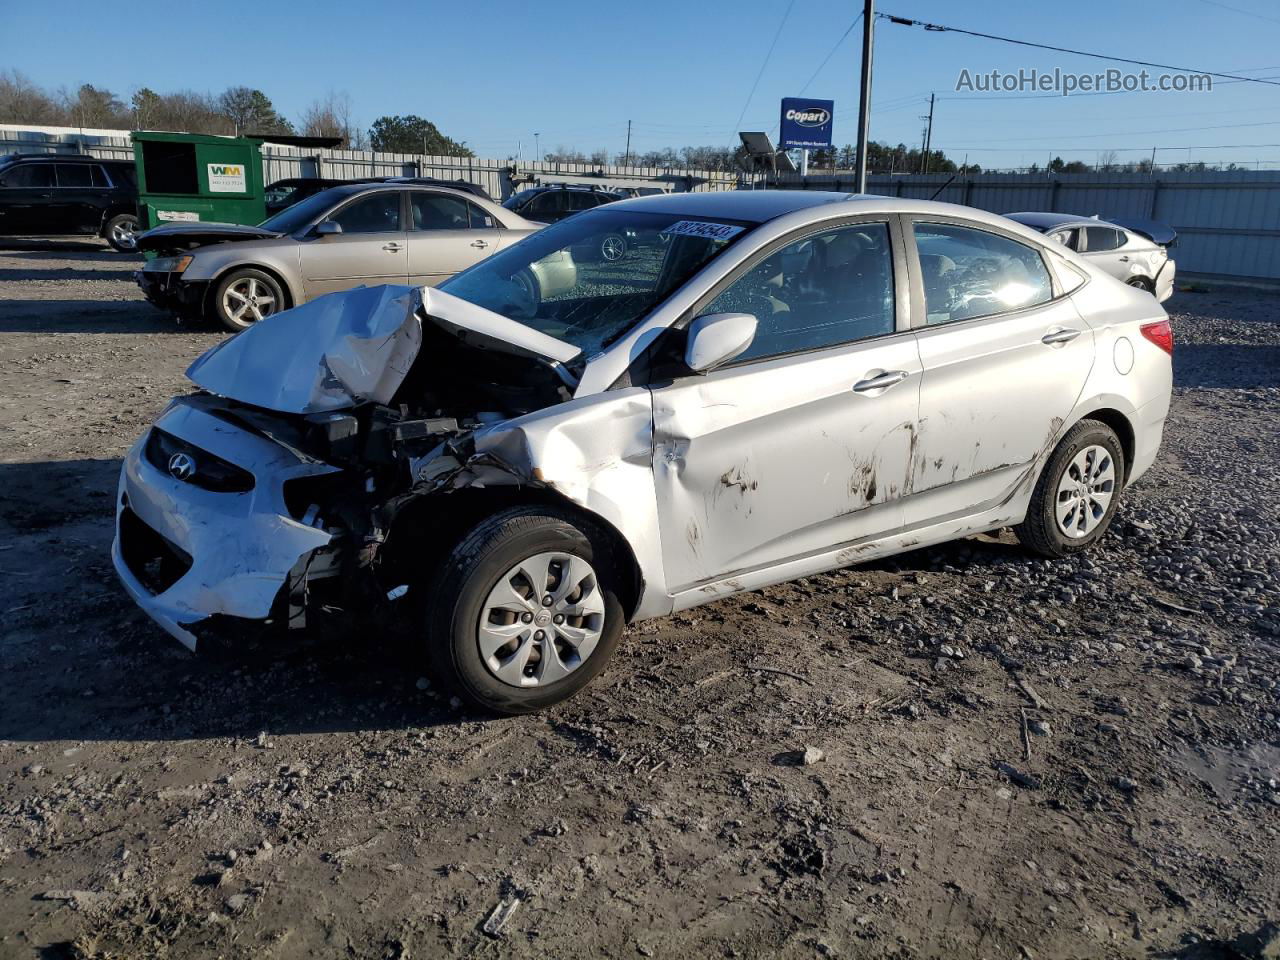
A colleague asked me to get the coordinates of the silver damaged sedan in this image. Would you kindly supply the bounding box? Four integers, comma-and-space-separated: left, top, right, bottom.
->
114, 191, 1174, 713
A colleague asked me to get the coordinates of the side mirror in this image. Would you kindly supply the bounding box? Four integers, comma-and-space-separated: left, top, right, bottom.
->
684, 312, 758, 373
314, 221, 343, 237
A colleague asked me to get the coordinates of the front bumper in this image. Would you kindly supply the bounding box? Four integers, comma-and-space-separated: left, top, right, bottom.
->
135, 269, 209, 318
112, 395, 340, 652
1155, 259, 1176, 303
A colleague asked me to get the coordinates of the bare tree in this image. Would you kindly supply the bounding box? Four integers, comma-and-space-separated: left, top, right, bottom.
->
61, 84, 128, 129
1098, 149, 1120, 172
300, 91, 363, 147
0, 70, 63, 124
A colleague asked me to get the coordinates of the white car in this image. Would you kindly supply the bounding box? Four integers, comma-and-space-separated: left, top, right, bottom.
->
1005, 212, 1176, 302
113, 191, 1173, 713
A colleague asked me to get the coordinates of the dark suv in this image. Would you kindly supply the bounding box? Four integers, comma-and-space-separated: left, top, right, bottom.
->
502, 185, 622, 224
0, 154, 140, 251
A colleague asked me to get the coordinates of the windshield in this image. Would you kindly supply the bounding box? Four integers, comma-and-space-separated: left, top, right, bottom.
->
502, 189, 537, 211
259, 188, 348, 233
439, 209, 751, 355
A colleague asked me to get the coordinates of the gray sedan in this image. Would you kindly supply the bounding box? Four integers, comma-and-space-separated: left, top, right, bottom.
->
135, 183, 553, 331
1005, 212, 1175, 302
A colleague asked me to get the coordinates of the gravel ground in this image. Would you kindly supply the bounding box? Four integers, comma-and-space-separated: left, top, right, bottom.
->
0, 238, 1277, 959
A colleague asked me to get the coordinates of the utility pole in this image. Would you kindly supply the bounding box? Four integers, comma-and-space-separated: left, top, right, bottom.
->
921, 92, 935, 174
854, 0, 875, 193
535, 132, 541, 164
625, 120, 632, 166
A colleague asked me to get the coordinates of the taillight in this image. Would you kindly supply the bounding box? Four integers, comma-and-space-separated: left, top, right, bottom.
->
1140, 319, 1173, 355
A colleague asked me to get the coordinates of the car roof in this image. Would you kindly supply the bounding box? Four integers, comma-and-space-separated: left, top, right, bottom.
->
0, 153, 128, 164
1005, 211, 1107, 231
614, 190, 1049, 226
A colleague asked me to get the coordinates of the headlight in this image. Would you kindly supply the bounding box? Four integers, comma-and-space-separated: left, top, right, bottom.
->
146, 255, 194, 274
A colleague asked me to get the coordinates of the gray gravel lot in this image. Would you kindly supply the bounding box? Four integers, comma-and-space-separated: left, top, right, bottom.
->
0, 238, 1277, 959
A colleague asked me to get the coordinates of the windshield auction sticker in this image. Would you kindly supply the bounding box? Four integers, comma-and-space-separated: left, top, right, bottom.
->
207, 163, 247, 193
662, 220, 745, 241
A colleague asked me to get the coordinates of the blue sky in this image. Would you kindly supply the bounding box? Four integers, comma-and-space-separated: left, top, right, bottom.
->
2, 0, 1277, 170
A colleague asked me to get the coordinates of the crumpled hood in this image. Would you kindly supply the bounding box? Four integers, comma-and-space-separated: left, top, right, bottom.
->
185, 284, 580, 414
136, 221, 284, 252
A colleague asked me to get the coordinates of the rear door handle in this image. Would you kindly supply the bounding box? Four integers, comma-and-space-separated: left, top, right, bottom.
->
1117, 255, 1130, 262
470, 239, 489, 249
853, 370, 909, 393
382, 242, 404, 252
1042, 327, 1082, 345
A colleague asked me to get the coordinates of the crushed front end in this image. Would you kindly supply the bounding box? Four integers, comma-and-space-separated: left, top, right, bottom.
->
113, 284, 582, 653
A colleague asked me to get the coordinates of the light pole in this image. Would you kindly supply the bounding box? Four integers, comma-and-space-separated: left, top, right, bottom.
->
854, 0, 875, 193
535, 132, 541, 163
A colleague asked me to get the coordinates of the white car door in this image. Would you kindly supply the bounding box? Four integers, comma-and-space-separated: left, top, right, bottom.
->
407, 192, 504, 286
905, 219, 1095, 526
648, 220, 921, 593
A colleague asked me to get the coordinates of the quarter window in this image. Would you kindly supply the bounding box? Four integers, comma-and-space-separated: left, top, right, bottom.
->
704, 222, 896, 363
329, 192, 402, 233
912, 222, 1053, 324
2, 164, 54, 188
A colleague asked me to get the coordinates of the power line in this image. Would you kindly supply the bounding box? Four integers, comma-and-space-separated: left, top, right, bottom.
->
798, 13, 863, 95
1194, 0, 1280, 25
880, 12, 1280, 87
731, 0, 798, 137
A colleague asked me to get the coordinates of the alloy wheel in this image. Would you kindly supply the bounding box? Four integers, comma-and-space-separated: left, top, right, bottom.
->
1055, 444, 1116, 538
111, 218, 138, 250
600, 235, 626, 262
477, 551, 605, 687
222, 277, 277, 324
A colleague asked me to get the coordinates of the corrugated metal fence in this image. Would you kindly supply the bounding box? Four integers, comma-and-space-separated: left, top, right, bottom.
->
769, 170, 1280, 283
1, 128, 745, 198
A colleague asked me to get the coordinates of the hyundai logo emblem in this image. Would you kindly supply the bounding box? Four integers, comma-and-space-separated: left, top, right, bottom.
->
168, 452, 196, 481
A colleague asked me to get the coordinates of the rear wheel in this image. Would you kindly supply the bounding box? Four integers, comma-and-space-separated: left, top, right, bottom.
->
1015, 419, 1125, 558
104, 213, 139, 253
424, 507, 625, 714
212, 268, 285, 332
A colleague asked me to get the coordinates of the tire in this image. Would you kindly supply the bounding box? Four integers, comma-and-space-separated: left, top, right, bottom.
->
424, 507, 626, 714
211, 268, 285, 333
1015, 419, 1126, 558
104, 213, 139, 253
1126, 277, 1154, 294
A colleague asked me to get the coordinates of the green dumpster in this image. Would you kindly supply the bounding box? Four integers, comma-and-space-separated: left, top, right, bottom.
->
133, 131, 266, 231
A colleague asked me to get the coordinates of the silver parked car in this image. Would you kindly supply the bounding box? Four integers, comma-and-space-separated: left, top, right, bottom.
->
135, 183, 559, 331
113, 191, 1173, 713
1005, 212, 1176, 302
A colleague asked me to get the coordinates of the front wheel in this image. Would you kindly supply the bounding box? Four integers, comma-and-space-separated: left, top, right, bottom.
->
598, 233, 627, 263
1015, 419, 1125, 558
424, 507, 626, 714
104, 213, 139, 252
211, 268, 285, 332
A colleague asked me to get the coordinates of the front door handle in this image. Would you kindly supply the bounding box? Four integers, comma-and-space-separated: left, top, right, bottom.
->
382, 242, 404, 252
1042, 327, 1082, 346
1117, 255, 1130, 262
853, 370, 909, 393
470, 239, 489, 249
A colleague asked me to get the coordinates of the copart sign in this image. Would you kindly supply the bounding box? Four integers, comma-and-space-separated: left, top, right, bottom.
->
779, 97, 835, 150
207, 163, 247, 193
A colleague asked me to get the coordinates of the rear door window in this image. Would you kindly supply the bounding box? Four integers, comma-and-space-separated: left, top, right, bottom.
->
410, 192, 471, 230
55, 164, 93, 188
1084, 226, 1125, 252
912, 222, 1054, 324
